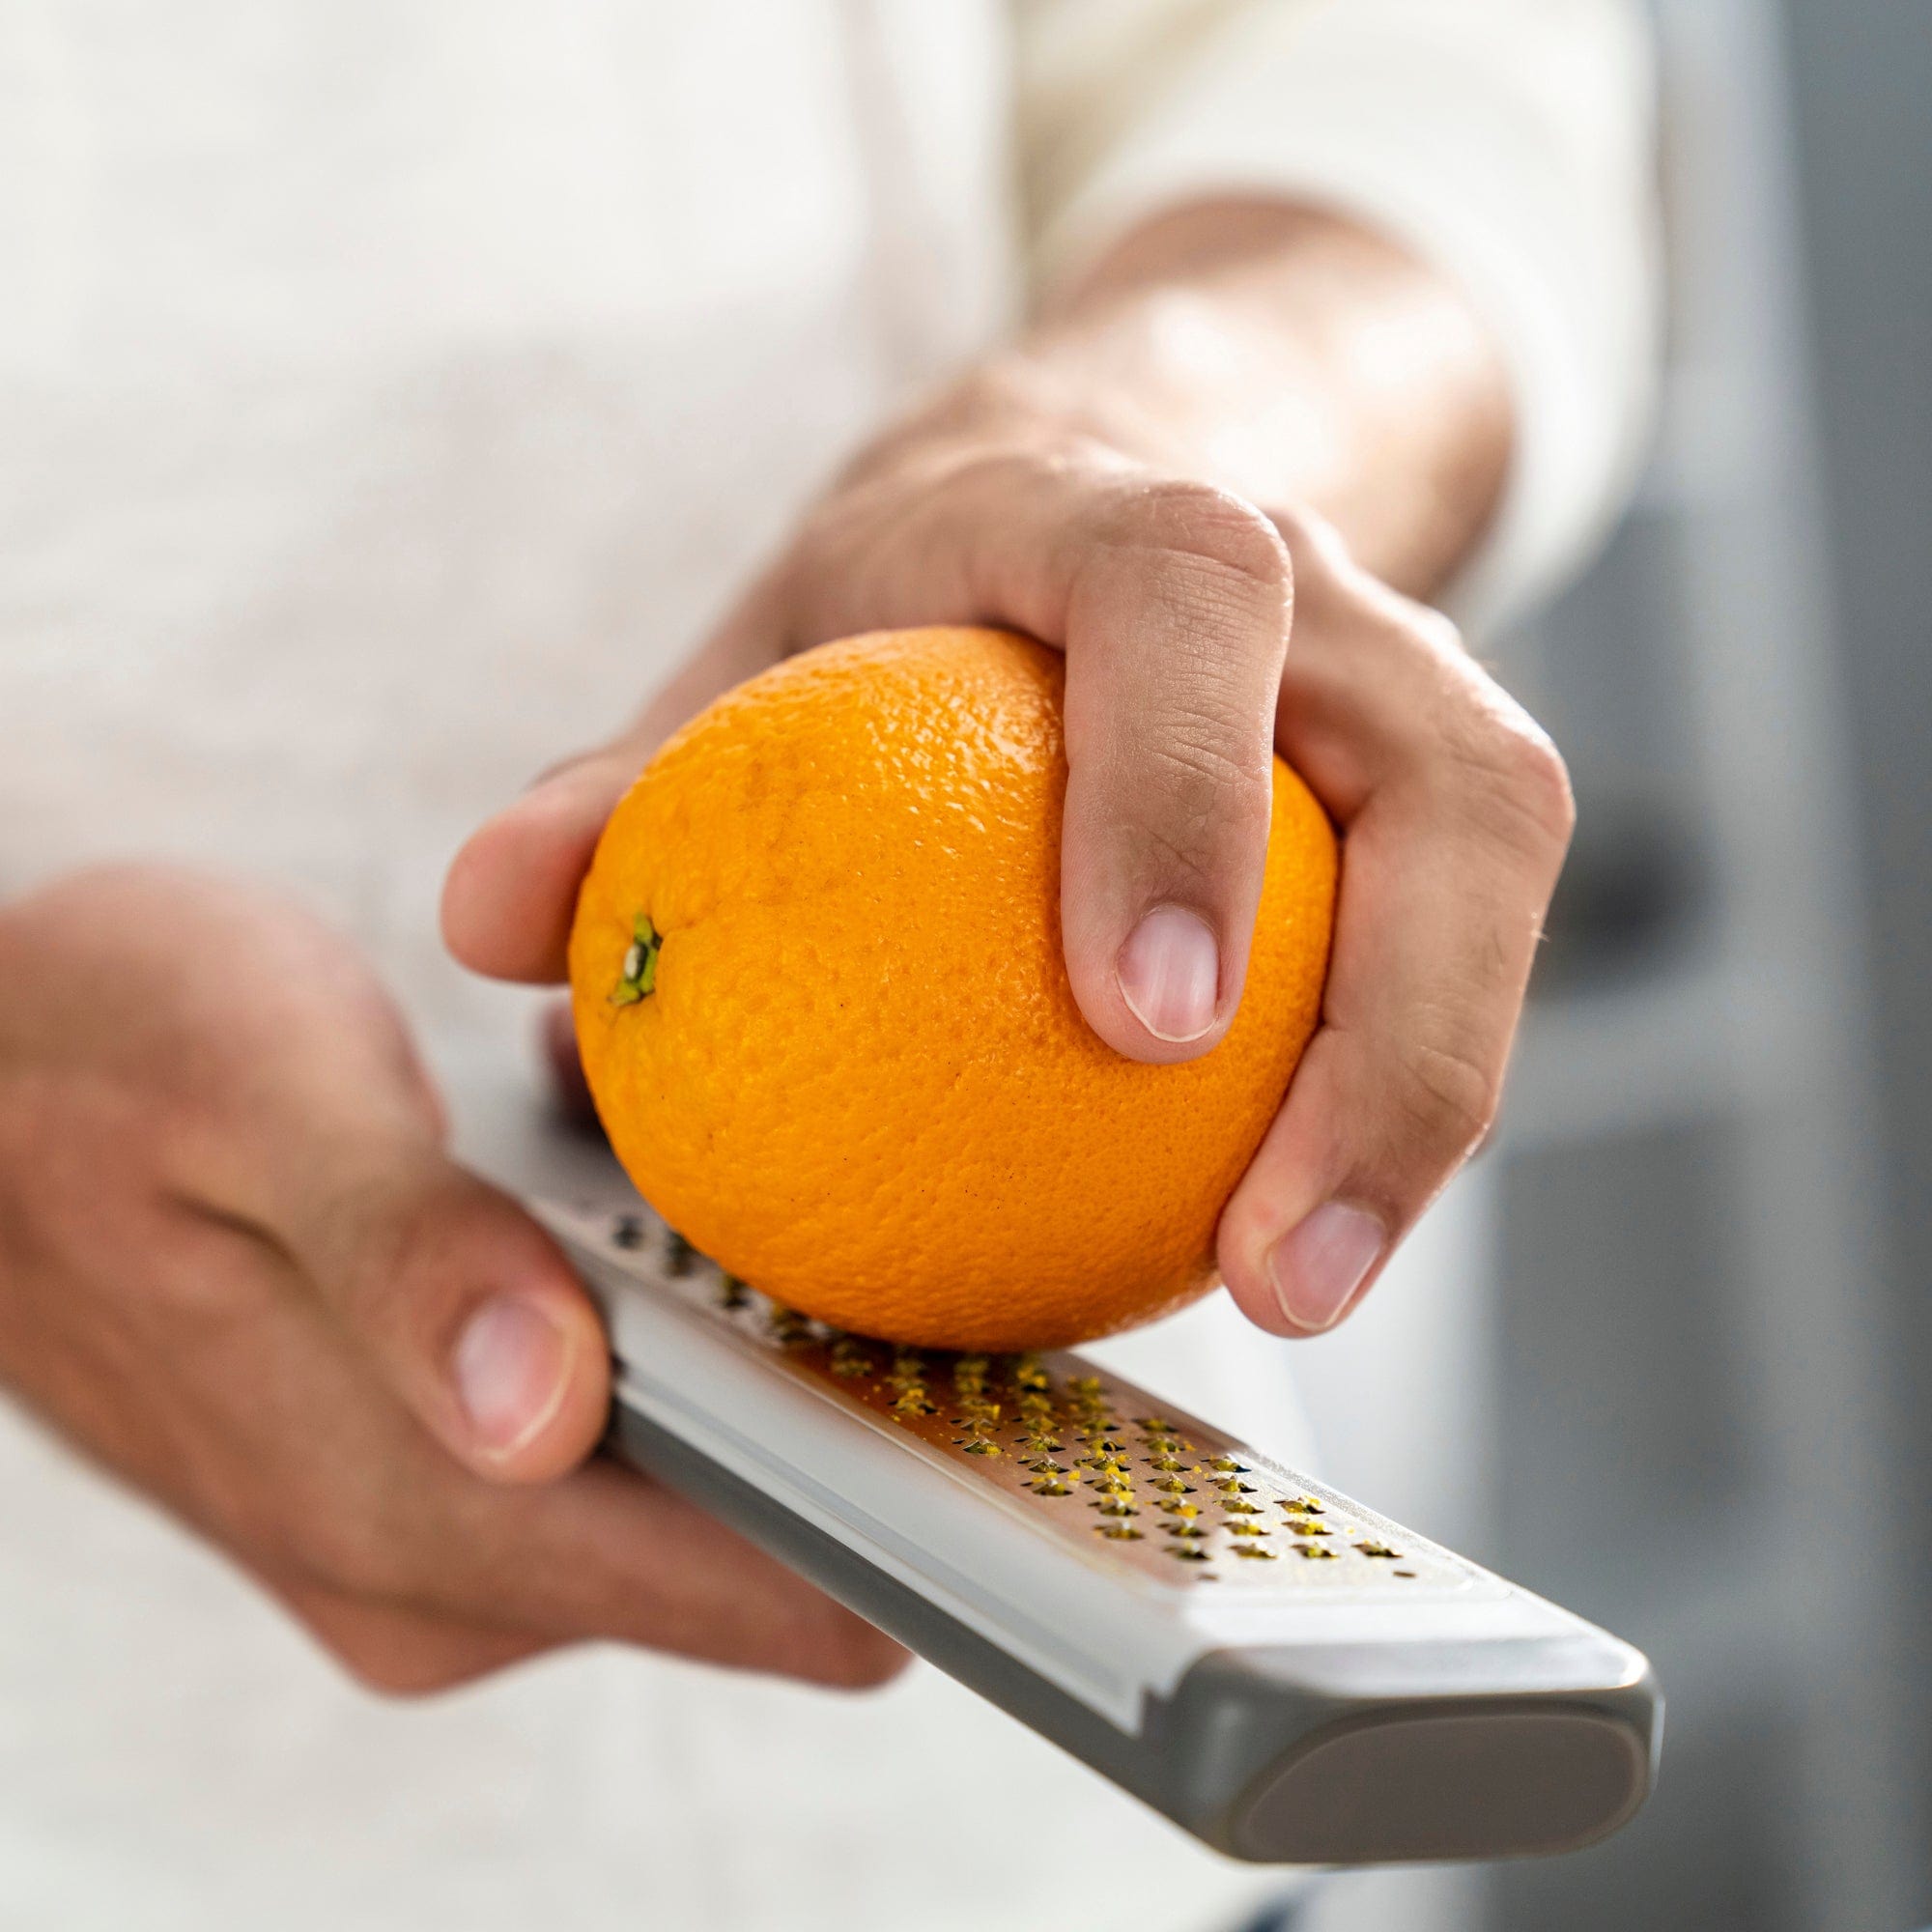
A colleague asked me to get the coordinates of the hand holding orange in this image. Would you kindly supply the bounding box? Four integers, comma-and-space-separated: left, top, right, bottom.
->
569, 627, 1335, 1350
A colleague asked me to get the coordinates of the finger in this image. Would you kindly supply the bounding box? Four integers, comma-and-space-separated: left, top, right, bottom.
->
539, 996, 600, 1130
193, 1104, 612, 1485
785, 451, 1293, 1062
267, 1571, 557, 1696
366, 1460, 908, 1690
158, 1213, 888, 1689
442, 746, 642, 984
442, 599, 790, 984
275, 1148, 614, 1484
141, 895, 614, 1482
1057, 484, 1290, 1062
493, 1462, 909, 1687
1218, 622, 1573, 1336
19, 880, 603, 1482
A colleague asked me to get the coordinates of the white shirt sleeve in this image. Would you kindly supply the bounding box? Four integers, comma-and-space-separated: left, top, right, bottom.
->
1013, 0, 1662, 628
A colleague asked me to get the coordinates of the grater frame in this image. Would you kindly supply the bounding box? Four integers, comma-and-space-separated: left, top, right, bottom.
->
537, 1196, 1662, 1864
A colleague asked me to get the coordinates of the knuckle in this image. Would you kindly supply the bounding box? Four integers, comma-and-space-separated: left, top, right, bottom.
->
1436, 677, 1576, 860
1498, 724, 1577, 842
1099, 478, 1293, 605
1475, 724, 1575, 855
1174, 487, 1293, 600
1394, 1032, 1503, 1159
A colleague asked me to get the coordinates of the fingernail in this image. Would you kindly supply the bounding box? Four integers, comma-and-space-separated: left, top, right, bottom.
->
1118, 906, 1220, 1043
1266, 1203, 1385, 1334
453, 1295, 572, 1455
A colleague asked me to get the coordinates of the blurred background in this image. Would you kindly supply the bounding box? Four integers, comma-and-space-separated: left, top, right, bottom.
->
1423, 2, 1928, 1927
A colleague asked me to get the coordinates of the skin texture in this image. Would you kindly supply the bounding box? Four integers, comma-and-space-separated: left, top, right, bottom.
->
0, 868, 903, 1693
571, 629, 1336, 1350
449, 203, 1570, 1347
1, 200, 1571, 1694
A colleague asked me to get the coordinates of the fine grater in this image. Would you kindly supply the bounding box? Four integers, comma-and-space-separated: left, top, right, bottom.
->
533, 1196, 1662, 1866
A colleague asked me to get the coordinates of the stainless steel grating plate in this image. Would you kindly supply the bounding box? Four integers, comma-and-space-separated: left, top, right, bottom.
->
589, 1206, 1472, 1599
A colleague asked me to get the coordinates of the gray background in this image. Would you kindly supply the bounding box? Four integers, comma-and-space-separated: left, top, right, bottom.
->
1477, 4, 1929, 1928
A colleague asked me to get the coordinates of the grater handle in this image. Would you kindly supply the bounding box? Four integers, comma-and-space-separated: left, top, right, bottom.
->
605, 1393, 1660, 1864
547, 1196, 1662, 1865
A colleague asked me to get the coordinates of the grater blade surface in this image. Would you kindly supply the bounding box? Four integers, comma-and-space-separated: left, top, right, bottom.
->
593, 1204, 1469, 1598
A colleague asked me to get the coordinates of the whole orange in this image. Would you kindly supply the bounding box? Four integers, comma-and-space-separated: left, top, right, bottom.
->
569, 627, 1335, 1350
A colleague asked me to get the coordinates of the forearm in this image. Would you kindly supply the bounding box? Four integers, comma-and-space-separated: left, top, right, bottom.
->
874, 201, 1512, 601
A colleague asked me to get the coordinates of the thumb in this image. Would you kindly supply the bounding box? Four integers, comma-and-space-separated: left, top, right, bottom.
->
120, 878, 614, 1482
283, 1145, 612, 1482
441, 609, 792, 986
441, 749, 639, 985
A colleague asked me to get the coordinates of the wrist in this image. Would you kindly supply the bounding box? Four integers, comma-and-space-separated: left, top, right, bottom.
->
842, 201, 1510, 599
838, 323, 1324, 518
836, 355, 1121, 491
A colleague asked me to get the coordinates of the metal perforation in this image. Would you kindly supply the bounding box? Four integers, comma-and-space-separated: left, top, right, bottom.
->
589, 1208, 1467, 1596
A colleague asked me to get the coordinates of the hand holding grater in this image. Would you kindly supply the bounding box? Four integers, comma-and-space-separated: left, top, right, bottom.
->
533, 1196, 1661, 1866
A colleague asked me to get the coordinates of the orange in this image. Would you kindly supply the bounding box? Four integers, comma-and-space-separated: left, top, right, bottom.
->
570, 627, 1335, 1350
